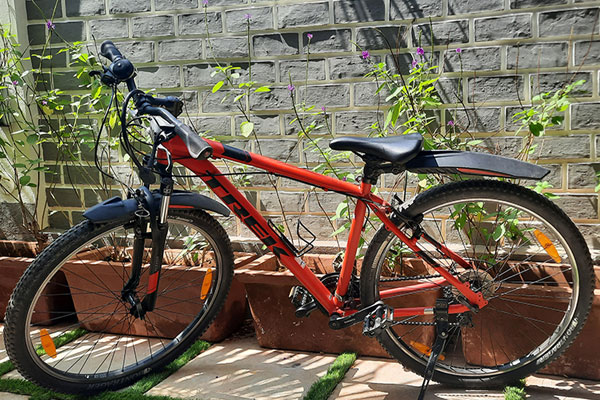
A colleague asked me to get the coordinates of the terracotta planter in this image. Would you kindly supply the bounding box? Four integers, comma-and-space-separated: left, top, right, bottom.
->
62, 252, 257, 341
236, 255, 438, 357
0, 256, 75, 324
461, 266, 600, 380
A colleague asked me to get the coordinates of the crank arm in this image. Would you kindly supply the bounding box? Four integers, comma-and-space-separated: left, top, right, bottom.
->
328, 301, 385, 330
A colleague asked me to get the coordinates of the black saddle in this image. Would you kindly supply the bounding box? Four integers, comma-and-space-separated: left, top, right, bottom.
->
329, 133, 423, 164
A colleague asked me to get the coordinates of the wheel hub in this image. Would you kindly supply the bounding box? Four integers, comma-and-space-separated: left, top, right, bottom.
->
452, 269, 498, 300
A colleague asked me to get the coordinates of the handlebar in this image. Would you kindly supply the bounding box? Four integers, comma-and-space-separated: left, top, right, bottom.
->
98, 40, 213, 160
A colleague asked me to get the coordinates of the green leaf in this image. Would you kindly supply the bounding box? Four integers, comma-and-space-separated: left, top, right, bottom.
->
26, 134, 38, 144
19, 175, 31, 186
212, 80, 224, 93
551, 116, 563, 125
528, 122, 544, 137
492, 224, 506, 242
254, 86, 271, 93
240, 121, 254, 137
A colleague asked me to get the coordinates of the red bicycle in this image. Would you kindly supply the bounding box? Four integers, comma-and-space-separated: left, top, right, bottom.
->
4, 41, 594, 395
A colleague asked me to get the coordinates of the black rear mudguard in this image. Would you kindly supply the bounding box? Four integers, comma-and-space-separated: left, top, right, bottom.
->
406, 150, 549, 180
83, 188, 230, 223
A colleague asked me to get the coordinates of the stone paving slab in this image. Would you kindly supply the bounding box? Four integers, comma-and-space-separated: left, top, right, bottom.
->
148, 337, 337, 399
0, 324, 8, 364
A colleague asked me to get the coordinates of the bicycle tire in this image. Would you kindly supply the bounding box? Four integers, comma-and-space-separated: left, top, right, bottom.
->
360, 179, 594, 388
4, 209, 233, 394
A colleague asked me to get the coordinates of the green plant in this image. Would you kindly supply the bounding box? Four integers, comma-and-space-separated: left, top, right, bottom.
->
303, 352, 356, 400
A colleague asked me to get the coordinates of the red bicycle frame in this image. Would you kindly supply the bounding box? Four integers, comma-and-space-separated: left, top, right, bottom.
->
163, 136, 487, 319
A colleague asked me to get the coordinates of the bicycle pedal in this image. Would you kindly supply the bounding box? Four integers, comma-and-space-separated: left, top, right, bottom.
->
362, 304, 394, 337
289, 286, 317, 318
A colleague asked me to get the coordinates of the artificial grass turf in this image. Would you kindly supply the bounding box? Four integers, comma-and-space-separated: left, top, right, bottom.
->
303, 352, 357, 400
0, 338, 211, 400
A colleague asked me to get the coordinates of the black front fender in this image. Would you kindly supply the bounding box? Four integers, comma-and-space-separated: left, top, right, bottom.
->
83, 189, 230, 223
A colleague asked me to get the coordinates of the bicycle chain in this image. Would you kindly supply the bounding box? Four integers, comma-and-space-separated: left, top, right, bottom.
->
379, 272, 458, 282
391, 320, 461, 326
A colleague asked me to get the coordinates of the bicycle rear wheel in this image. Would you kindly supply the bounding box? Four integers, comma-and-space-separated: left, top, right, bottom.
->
4, 209, 233, 394
360, 180, 594, 388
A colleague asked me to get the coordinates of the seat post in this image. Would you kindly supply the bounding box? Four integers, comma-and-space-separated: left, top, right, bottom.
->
362, 162, 383, 185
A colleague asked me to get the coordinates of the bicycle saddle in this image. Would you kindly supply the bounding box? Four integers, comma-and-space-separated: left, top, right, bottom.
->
329, 133, 423, 163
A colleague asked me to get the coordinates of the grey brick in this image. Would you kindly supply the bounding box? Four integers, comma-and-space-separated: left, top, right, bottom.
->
66, 0, 104, 16
390, 0, 441, 19
277, 2, 329, 28
356, 26, 408, 51
256, 139, 299, 163
235, 115, 280, 136
386, 51, 440, 75
578, 224, 600, 254
165, 91, 199, 113
354, 82, 391, 106
84, 189, 121, 207
531, 72, 592, 97
132, 16, 175, 38
448, 0, 504, 15
179, 12, 222, 35
333, 0, 385, 23
280, 59, 326, 82
531, 135, 591, 160
507, 42, 568, 69
155, 0, 198, 11
137, 65, 180, 88
226, 7, 273, 32
572, 103, 600, 130
79, 141, 119, 163
304, 29, 352, 53
48, 212, 70, 230
209, 37, 248, 57
44, 165, 61, 184
329, 56, 380, 79
158, 39, 203, 61
413, 20, 469, 46
63, 165, 100, 185
30, 48, 66, 69
435, 78, 462, 103
299, 84, 350, 108
51, 22, 85, 43
448, 108, 501, 133
117, 41, 154, 63
26, 0, 62, 20
183, 63, 219, 87
110, 2, 151, 14
554, 195, 598, 220
285, 114, 328, 136
475, 15, 531, 42
250, 87, 293, 110
539, 8, 600, 37
46, 188, 82, 207
190, 116, 232, 135
260, 191, 305, 212
336, 111, 383, 135
231, 62, 276, 83
202, 90, 239, 112
468, 76, 524, 102
27, 24, 46, 45
568, 163, 600, 189
208, 0, 247, 5
253, 33, 299, 56
478, 136, 524, 158
308, 192, 346, 214
443, 47, 500, 72
89, 19, 128, 40
52, 71, 83, 90
505, 106, 564, 131
575, 40, 600, 66
510, 0, 566, 8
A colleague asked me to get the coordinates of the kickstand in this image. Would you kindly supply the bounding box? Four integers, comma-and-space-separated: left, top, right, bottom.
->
417, 298, 449, 400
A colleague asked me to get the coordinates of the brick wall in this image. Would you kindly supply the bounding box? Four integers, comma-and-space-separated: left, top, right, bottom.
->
21, 0, 600, 254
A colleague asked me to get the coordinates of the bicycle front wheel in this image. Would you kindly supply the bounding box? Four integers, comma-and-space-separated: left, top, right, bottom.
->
4, 209, 233, 394
360, 180, 594, 388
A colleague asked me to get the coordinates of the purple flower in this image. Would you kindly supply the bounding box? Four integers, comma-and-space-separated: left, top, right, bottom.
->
41, 100, 48, 105
287, 84, 295, 92
342, 176, 347, 181
447, 120, 455, 127
11, 80, 18, 85
456, 48, 462, 53
46, 20, 55, 30
244, 13, 251, 20
202, 0, 208, 5
411, 59, 418, 68
307, 33, 313, 40
361, 50, 370, 60
416, 47, 424, 56
321, 106, 326, 113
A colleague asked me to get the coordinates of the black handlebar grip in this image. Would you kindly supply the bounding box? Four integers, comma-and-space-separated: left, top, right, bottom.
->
173, 121, 213, 160
100, 40, 123, 62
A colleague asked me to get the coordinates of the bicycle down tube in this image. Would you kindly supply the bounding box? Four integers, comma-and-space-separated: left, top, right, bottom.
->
164, 135, 480, 317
